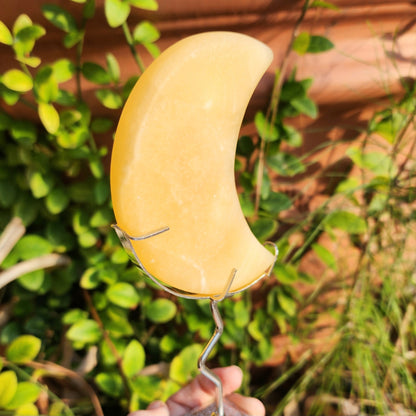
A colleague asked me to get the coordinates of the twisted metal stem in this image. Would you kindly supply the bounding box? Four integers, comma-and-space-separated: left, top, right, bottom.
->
198, 300, 225, 416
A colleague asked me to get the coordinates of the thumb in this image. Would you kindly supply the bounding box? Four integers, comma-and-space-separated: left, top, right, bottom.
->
128, 401, 170, 416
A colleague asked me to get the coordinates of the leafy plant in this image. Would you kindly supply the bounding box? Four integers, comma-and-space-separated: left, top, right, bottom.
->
3, 0, 411, 415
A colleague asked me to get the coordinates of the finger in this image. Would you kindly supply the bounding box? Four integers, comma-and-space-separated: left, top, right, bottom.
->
226, 393, 266, 416
167, 366, 243, 415
128, 401, 170, 416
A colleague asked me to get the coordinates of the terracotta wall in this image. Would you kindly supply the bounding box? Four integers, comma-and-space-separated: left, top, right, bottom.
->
1, 0, 415, 198
1, 1, 415, 113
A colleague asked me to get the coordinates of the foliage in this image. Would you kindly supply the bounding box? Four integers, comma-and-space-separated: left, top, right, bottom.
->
261, 60, 416, 416
1, 0, 414, 415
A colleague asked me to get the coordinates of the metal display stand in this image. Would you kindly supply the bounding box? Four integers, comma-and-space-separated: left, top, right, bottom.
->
113, 224, 278, 416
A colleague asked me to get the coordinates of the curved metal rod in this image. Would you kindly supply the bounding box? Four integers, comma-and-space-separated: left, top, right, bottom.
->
112, 223, 279, 415
112, 224, 278, 300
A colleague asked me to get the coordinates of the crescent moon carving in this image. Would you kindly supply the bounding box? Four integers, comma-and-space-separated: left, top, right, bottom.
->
110, 31, 275, 296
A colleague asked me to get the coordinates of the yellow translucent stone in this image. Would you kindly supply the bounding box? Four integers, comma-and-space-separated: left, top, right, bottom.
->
111, 31, 274, 296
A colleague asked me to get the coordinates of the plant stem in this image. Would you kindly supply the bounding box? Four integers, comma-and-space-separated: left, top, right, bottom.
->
83, 289, 131, 400
122, 22, 145, 74
254, 0, 311, 216
6, 360, 77, 416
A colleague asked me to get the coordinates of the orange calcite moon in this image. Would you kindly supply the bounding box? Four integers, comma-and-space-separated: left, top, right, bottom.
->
110, 31, 274, 296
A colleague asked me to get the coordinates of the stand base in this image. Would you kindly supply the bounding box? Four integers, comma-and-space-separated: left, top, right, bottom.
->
185, 402, 249, 416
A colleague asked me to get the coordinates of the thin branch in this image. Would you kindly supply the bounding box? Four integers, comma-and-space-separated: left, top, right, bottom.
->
0, 253, 70, 290
24, 360, 104, 416
254, 0, 311, 215
0, 217, 26, 264
122, 22, 145, 74
83, 289, 131, 399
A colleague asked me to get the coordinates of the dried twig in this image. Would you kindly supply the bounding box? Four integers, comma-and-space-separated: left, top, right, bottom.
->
27, 360, 104, 416
0, 253, 70, 290
0, 217, 25, 264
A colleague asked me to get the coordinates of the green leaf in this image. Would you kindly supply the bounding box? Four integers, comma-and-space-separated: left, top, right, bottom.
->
277, 290, 297, 316
325, 210, 367, 234
122, 339, 145, 378
335, 177, 360, 194
146, 298, 177, 323
13, 194, 38, 226
90, 207, 114, 227
346, 147, 397, 177
239, 192, 255, 217
4, 382, 41, 410
292, 32, 310, 55
260, 191, 292, 215
144, 42, 160, 58
48, 402, 71, 416
273, 263, 299, 284
250, 218, 278, 241
133, 21, 160, 44
111, 248, 129, 265
0, 180, 17, 207
267, 152, 305, 176
95, 372, 123, 397
57, 128, 90, 149
82, 62, 111, 85
2, 69, 33, 92
0, 371, 18, 407
12, 15, 32, 36
63, 29, 84, 48
29, 170, 54, 198
89, 157, 104, 179
311, 0, 340, 10
14, 235, 53, 260
280, 81, 306, 102
10, 119, 37, 145
91, 117, 113, 134
38, 102, 60, 134
282, 124, 302, 147
312, 243, 338, 271
170, 344, 202, 384
52, 59, 75, 83
0, 21, 13, 45
370, 111, 406, 143
45, 187, 70, 214
67, 319, 102, 343
106, 282, 140, 309
129, 0, 159, 10
34, 66, 59, 102
46, 222, 75, 253
234, 300, 250, 328
0, 84, 20, 105
95, 88, 123, 109
306, 35, 334, 53
83, 0, 96, 19
291, 96, 318, 118
18, 270, 45, 292
78, 229, 99, 248
15, 24, 45, 43
106, 53, 120, 83
15, 403, 39, 416
254, 111, 278, 142
42, 4, 78, 33
105, 0, 130, 28
6, 335, 41, 363
80, 267, 100, 289
17, 56, 42, 68
62, 309, 89, 325
93, 178, 110, 204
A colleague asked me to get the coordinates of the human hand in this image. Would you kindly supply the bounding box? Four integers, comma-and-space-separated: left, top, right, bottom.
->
128, 366, 265, 416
